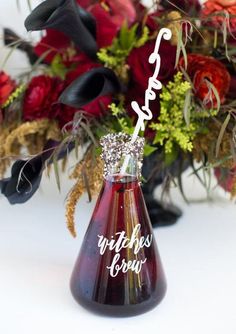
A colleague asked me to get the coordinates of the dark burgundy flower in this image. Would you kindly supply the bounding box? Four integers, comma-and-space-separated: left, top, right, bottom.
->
179, 54, 230, 108
160, 0, 201, 14
0, 71, 16, 105
23, 75, 64, 121
202, 0, 236, 33
126, 40, 176, 121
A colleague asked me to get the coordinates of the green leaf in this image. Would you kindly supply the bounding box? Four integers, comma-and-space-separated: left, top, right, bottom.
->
119, 22, 138, 50
175, 28, 182, 68
215, 113, 231, 157
51, 54, 67, 80
208, 81, 221, 113
144, 144, 157, 156
183, 89, 191, 126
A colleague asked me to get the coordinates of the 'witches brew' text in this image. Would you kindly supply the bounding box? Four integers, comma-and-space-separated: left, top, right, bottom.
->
97, 224, 152, 277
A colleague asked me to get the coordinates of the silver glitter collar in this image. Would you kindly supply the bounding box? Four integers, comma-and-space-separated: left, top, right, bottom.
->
100, 132, 144, 178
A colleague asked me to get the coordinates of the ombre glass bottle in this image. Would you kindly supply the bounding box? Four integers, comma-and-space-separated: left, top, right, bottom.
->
70, 133, 167, 316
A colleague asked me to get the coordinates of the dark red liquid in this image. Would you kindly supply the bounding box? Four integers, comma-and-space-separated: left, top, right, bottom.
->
70, 176, 167, 317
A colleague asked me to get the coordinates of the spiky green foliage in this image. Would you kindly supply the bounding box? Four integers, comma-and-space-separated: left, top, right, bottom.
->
97, 23, 149, 71
150, 72, 196, 155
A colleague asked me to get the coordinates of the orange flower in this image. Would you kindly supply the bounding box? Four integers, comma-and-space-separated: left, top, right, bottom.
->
202, 0, 236, 32
179, 54, 230, 108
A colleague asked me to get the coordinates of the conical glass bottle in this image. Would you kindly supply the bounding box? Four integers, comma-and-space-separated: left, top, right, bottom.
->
70, 133, 167, 317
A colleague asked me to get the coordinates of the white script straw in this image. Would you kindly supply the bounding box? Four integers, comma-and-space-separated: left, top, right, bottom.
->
120, 28, 172, 175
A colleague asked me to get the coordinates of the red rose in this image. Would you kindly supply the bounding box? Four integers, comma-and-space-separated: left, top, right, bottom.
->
214, 166, 236, 194
179, 54, 230, 108
126, 40, 176, 120
23, 75, 64, 121
0, 71, 16, 105
202, 0, 236, 32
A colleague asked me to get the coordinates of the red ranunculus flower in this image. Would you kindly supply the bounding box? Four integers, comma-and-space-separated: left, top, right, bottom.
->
0, 71, 16, 105
179, 54, 230, 108
126, 40, 176, 121
202, 0, 236, 32
23, 75, 64, 121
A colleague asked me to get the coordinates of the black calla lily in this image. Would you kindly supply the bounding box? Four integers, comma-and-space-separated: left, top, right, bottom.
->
59, 67, 122, 108
0, 157, 44, 205
0, 140, 74, 204
24, 0, 97, 59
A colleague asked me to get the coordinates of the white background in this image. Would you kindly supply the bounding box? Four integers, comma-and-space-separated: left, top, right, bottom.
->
1, 1, 236, 334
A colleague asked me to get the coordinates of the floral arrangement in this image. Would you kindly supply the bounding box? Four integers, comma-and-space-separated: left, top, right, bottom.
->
1, 0, 236, 236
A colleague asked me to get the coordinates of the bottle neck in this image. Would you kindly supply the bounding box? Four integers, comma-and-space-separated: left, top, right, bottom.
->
104, 156, 139, 183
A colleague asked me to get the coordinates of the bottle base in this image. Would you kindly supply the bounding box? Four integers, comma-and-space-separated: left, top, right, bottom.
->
71, 283, 167, 317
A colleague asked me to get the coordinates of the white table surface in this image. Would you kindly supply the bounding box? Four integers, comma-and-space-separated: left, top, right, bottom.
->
1, 1, 236, 334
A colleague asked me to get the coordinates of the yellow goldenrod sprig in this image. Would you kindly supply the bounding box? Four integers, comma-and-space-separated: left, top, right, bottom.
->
2, 84, 26, 108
